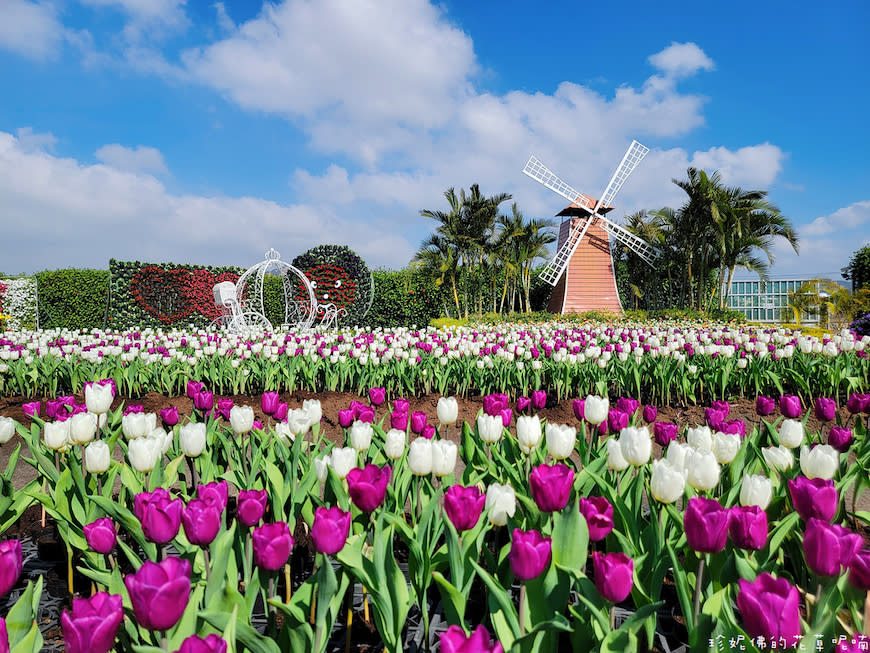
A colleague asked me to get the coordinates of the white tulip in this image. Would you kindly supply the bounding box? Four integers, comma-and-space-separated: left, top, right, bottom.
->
84, 440, 111, 473
149, 427, 172, 454
85, 383, 113, 414
687, 425, 712, 451
485, 483, 516, 526
122, 413, 149, 440
287, 409, 310, 437
408, 438, 433, 476
69, 412, 97, 445
584, 395, 609, 425
302, 399, 323, 427
315, 456, 330, 483
44, 421, 71, 451
329, 447, 357, 479
739, 474, 772, 509
179, 423, 206, 457
128, 436, 161, 473
349, 421, 374, 452
686, 448, 720, 491
274, 422, 295, 444
144, 413, 157, 433
650, 459, 685, 504
607, 438, 629, 471
778, 419, 804, 449
230, 405, 255, 434
545, 423, 577, 460
762, 445, 794, 472
0, 417, 15, 444
800, 444, 839, 480
431, 440, 458, 477
619, 426, 652, 466
666, 441, 693, 473
477, 414, 503, 444
516, 415, 543, 454
437, 397, 459, 424
384, 429, 406, 460
711, 431, 740, 464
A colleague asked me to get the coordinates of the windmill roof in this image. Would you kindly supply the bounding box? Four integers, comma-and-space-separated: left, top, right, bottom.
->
556, 197, 615, 217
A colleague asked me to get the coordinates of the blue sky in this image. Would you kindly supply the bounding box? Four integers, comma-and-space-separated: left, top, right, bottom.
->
1, 0, 868, 281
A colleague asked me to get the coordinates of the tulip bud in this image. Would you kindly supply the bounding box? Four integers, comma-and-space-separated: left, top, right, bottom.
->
44, 420, 71, 451
328, 447, 357, 479
0, 540, 21, 598
653, 421, 678, 447
572, 399, 585, 422
196, 481, 228, 513
179, 423, 206, 458
584, 395, 609, 425
736, 573, 801, 647
686, 425, 712, 450
516, 415, 543, 454
516, 396, 531, 414
814, 397, 836, 422
579, 496, 614, 541
349, 421, 373, 452
592, 551, 633, 603
804, 518, 861, 576
608, 409, 629, 433
124, 557, 191, 631
788, 476, 837, 521
755, 395, 776, 416
509, 529, 551, 581
314, 456, 329, 484
606, 439, 629, 471
84, 382, 114, 415
346, 464, 391, 513
128, 436, 161, 473
800, 444, 839, 480
729, 505, 768, 550
443, 485, 485, 532
176, 635, 228, 653
69, 412, 97, 445
84, 440, 111, 474
848, 549, 870, 591
778, 419, 804, 448
237, 489, 268, 527
410, 411, 428, 435
828, 426, 853, 453
311, 506, 351, 555
436, 396, 458, 424
779, 395, 802, 419
261, 391, 280, 416
229, 405, 254, 434
84, 517, 117, 554
762, 445, 794, 472
485, 483, 516, 526
61, 591, 124, 653
122, 412, 149, 440
684, 496, 729, 554
338, 409, 354, 428
712, 431, 740, 464
182, 498, 221, 547
529, 463, 574, 512
408, 438, 433, 476
686, 448, 720, 491
186, 380, 204, 399
665, 441, 692, 473
0, 417, 13, 445
159, 406, 179, 427
477, 414, 503, 444
740, 474, 772, 510
619, 426, 651, 466
642, 404, 658, 423
545, 423, 576, 460
384, 429, 405, 460
650, 459, 685, 504
431, 439, 458, 477
440, 625, 502, 653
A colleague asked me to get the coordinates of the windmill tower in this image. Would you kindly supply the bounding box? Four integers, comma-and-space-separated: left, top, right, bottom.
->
522, 141, 655, 314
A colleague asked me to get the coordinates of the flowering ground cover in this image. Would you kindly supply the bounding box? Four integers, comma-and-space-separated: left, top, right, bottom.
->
0, 321, 867, 652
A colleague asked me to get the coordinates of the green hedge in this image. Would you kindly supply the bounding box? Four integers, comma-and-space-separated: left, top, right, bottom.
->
36, 269, 109, 330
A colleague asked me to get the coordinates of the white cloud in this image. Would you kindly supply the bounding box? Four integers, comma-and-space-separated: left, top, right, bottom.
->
214, 2, 235, 32
803, 200, 870, 236
15, 127, 57, 153
689, 144, 785, 188
0, 130, 415, 275
0, 0, 65, 59
95, 144, 169, 175
648, 42, 715, 79
78, 0, 188, 39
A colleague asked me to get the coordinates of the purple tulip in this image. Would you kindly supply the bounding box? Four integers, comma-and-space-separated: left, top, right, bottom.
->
237, 489, 268, 527
338, 409, 354, 428
828, 426, 854, 453
593, 551, 634, 603
509, 529, 552, 581
252, 522, 294, 571
728, 506, 768, 550
347, 464, 392, 513
684, 497, 730, 554
349, 400, 365, 419
410, 411, 428, 435
273, 402, 288, 421
61, 591, 124, 653
721, 419, 746, 439
653, 422, 678, 447
311, 506, 351, 555
186, 381, 204, 399
440, 625, 503, 653
46, 398, 66, 420
572, 399, 585, 422
814, 397, 837, 422
642, 404, 657, 423
260, 392, 280, 416
704, 407, 726, 431
755, 396, 776, 416
390, 410, 408, 431
0, 540, 22, 597
84, 518, 117, 554
788, 476, 838, 522
579, 496, 614, 542
393, 398, 409, 413
215, 398, 233, 420
443, 485, 485, 532
516, 396, 531, 414
22, 401, 40, 418
529, 463, 574, 513
124, 557, 191, 631
499, 408, 513, 428
846, 393, 868, 415
175, 634, 228, 653
483, 394, 506, 417
196, 481, 228, 513
193, 390, 214, 412
159, 406, 179, 427
616, 397, 639, 416
803, 518, 859, 576
848, 548, 870, 590
368, 387, 386, 406
711, 399, 730, 418
736, 573, 801, 647
607, 409, 628, 433
531, 390, 547, 410
136, 490, 182, 545
780, 395, 802, 419
598, 421, 608, 436
181, 499, 221, 547
422, 424, 436, 439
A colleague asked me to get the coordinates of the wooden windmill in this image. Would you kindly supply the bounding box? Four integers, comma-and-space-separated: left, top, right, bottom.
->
522, 141, 654, 314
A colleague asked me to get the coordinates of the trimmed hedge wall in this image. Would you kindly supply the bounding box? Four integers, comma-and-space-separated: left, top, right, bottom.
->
36, 269, 109, 330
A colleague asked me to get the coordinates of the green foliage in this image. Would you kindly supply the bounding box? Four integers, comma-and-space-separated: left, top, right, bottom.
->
843, 245, 870, 290
365, 269, 446, 327
429, 317, 468, 328
36, 268, 109, 330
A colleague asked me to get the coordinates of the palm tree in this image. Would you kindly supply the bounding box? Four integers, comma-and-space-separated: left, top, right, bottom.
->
412, 234, 460, 317
516, 217, 556, 312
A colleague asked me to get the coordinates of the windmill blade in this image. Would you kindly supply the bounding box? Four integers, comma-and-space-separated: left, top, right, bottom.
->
539, 217, 594, 286
522, 156, 597, 212
593, 140, 650, 213
597, 216, 656, 266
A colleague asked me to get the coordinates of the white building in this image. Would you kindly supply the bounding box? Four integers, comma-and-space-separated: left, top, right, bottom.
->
726, 278, 838, 324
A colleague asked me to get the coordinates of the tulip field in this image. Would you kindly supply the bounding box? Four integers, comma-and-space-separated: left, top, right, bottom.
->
0, 322, 867, 652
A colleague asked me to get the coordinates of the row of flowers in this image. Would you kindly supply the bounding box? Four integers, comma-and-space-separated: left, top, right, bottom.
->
0, 380, 867, 651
